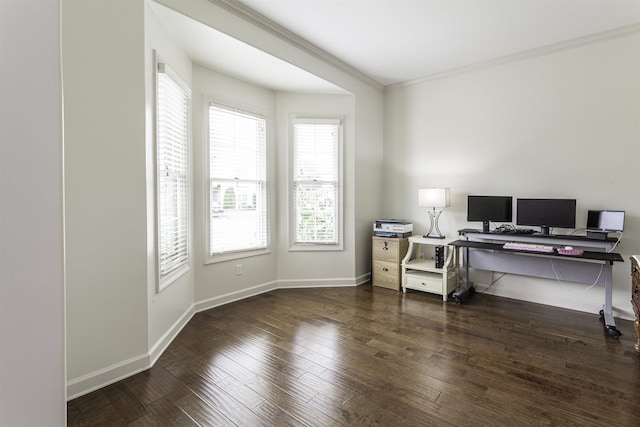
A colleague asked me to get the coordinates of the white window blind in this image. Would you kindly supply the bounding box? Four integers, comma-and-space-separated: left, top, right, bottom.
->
156, 62, 190, 286
292, 118, 342, 246
208, 103, 267, 256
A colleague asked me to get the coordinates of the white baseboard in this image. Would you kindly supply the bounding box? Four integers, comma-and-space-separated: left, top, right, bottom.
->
277, 277, 358, 288
148, 304, 196, 366
277, 273, 370, 288
67, 304, 196, 401
66, 353, 151, 401
67, 277, 364, 400
194, 280, 278, 313
356, 272, 371, 285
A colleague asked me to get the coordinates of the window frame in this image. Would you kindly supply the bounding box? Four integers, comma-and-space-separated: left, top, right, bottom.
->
154, 57, 192, 291
205, 99, 270, 264
289, 116, 344, 251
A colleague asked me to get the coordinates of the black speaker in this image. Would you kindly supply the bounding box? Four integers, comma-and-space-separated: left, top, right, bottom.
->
435, 245, 445, 268
586, 231, 608, 241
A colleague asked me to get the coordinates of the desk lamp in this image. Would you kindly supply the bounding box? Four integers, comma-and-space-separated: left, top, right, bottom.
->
419, 188, 451, 239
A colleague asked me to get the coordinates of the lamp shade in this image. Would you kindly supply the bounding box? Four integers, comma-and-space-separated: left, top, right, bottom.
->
418, 188, 451, 208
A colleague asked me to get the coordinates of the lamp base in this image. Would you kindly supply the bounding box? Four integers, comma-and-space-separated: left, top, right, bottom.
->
423, 234, 446, 239
424, 210, 445, 240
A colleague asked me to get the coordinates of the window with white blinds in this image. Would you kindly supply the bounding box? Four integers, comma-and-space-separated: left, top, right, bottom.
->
291, 117, 342, 248
208, 103, 267, 258
156, 62, 190, 289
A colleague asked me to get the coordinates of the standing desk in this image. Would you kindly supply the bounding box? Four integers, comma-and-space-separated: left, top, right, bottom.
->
451, 229, 624, 338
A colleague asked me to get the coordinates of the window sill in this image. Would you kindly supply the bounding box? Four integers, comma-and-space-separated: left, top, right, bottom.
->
205, 248, 271, 264
289, 243, 343, 252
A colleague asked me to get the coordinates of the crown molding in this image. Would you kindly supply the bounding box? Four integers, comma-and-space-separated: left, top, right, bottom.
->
208, 0, 383, 90
388, 22, 640, 90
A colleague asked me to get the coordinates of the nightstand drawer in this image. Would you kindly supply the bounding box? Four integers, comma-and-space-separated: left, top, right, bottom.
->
405, 272, 442, 294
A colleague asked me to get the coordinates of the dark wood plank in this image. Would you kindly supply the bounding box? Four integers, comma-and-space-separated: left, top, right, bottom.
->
66, 390, 127, 427
100, 382, 148, 423
174, 393, 232, 426
68, 285, 640, 426
122, 364, 191, 406
136, 394, 200, 427
183, 373, 270, 426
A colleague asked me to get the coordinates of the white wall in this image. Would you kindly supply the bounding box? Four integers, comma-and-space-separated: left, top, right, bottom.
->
64, 0, 199, 398
63, 0, 149, 396
384, 32, 640, 319
354, 89, 386, 279
275, 92, 358, 286
144, 0, 195, 361
192, 65, 279, 306
0, 0, 65, 425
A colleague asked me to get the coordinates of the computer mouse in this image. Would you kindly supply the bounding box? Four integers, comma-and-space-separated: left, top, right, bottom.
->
564, 246, 573, 250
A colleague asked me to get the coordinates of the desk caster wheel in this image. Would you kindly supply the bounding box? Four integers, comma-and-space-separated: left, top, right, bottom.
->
607, 326, 621, 339
599, 309, 604, 317
454, 295, 463, 305
468, 287, 476, 297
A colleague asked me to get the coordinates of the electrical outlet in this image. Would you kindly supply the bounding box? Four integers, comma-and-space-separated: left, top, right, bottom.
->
235, 264, 242, 276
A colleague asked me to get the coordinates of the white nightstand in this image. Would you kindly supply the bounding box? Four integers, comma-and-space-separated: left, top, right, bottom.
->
401, 236, 459, 301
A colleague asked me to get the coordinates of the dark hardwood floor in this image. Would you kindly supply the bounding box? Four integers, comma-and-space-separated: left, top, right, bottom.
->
67, 285, 640, 426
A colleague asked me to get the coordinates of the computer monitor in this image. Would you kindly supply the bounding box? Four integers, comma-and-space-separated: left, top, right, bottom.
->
467, 195, 513, 232
516, 198, 576, 235
587, 210, 625, 232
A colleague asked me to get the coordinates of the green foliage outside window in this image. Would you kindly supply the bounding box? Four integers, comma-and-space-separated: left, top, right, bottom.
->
223, 187, 236, 209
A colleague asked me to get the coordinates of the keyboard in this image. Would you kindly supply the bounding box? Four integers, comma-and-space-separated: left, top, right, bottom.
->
502, 242, 555, 253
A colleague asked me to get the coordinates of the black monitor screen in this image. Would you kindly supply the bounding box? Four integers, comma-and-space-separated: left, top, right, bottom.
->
516, 198, 576, 235
467, 196, 513, 232
587, 210, 625, 232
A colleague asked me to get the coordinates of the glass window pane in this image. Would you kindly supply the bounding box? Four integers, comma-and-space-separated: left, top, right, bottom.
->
208, 104, 267, 256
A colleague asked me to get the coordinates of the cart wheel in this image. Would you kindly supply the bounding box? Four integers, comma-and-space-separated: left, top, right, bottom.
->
607, 326, 621, 339
454, 295, 462, 305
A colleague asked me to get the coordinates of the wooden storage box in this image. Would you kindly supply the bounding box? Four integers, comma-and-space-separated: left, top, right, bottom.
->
372, 236, 409, 291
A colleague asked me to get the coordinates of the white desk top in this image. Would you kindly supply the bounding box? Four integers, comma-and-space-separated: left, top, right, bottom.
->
408, 235, 457, 245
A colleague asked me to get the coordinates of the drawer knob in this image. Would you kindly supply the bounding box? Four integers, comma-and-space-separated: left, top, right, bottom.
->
382, 267, 389, 272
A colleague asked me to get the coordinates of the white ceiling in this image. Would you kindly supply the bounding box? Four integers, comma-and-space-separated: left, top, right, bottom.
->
238, 0, 640, 86
152, 0, 640, 91
149, 1, 349, 93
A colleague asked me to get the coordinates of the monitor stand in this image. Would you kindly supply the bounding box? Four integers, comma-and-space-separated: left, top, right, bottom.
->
482, 221, 490, 233
540, 225, 550, 235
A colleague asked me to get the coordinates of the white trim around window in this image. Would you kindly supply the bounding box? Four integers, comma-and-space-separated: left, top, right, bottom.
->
205, 99, 270, 264
155, 55, 191, 291
289, 116, 344, 251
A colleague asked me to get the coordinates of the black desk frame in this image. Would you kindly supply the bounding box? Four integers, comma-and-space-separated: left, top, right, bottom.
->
452, 230, 624, 338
